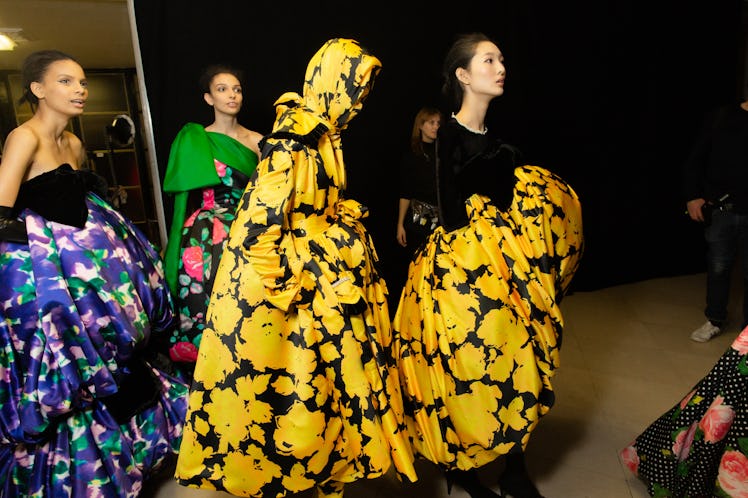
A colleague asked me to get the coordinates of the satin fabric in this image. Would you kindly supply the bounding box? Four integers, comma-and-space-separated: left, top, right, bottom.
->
0, 166, 188, 497
393, 165, 584, 470
175, 38, 416, 497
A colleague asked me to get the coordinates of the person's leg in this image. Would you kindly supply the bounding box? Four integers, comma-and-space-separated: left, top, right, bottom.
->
498, 452, 544, 498
704, 210, 737, 326
444, 468, 501, 498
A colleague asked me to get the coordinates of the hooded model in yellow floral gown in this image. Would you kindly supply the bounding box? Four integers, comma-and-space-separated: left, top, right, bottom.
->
174, 38, 417, 498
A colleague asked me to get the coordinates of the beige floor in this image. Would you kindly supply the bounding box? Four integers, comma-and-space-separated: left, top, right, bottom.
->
142, 272, 743, 498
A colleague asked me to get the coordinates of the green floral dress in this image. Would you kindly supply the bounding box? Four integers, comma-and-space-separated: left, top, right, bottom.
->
163, 124, 258, 382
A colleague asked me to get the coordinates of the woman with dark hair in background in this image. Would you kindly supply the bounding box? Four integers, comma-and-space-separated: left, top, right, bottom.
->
0, 49, 188, 497
162, 64, 262, 383
393, 33, 584, 498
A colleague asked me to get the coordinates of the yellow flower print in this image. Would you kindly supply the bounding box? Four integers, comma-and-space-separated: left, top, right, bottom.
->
499, 396, 529, 432
194, 330, 234, 389
451, 342, 487, 382
175, 422, 215, 477
284, 463, 317, 493
235, 374, 273, 424
474, 269, 504, 300
223, 446, 282, 496
274, 400, 326, 458
510, 354, 542, 395
206, 387, 254, 450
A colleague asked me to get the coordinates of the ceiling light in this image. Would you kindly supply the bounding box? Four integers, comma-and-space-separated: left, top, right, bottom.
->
0, 33, 15, 51
0, 29, 26, 51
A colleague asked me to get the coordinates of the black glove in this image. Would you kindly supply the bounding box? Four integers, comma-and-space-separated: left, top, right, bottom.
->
0, 205, 28, 244
81, 169, 109, 199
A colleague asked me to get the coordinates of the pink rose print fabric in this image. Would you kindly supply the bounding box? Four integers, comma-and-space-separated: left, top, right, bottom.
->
700, 395, 735, 443
169, 162, 252, 383
672, 422, 698, 461
620, 326, 748, 497
719, 451, 748, 498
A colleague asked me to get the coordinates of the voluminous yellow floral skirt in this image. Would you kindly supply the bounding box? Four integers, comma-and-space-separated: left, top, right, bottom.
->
393, 165, 584, 471
175, 199, 416, 497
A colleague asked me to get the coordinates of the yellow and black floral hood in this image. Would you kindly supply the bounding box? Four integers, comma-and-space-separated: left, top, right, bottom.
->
271, 38, 382, 138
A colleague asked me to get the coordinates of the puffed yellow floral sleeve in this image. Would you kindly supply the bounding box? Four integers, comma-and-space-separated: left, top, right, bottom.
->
232, 146, 304, 312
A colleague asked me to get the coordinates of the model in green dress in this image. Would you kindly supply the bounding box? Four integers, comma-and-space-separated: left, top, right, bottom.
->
162, 65, 261, 382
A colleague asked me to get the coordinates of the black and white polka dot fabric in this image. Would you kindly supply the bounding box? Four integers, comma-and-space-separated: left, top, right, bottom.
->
620, 329, 748, 497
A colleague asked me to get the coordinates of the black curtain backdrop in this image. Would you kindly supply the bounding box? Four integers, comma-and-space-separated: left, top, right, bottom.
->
133, 0, 744, 295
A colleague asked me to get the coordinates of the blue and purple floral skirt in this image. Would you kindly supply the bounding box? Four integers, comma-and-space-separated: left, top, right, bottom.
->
0, 194, 188, 497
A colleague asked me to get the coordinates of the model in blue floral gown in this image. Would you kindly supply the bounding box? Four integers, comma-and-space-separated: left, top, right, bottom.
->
0, 166, 189, 496
0, 50, 188, 497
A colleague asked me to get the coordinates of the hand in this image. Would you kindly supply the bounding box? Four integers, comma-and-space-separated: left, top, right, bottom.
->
686, 198, 705, 222
0, 206, 28, 244
397, 224, 407, 247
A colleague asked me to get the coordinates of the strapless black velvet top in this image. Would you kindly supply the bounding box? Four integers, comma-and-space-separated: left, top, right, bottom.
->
15, 164, 108, 228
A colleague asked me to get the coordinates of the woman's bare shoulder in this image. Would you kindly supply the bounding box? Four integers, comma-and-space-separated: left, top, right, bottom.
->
239, 127, 264, 155
5, 124, 39, 148
63, 129, 83, 149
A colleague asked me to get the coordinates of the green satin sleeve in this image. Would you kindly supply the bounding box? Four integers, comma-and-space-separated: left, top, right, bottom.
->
164, 191, 187, 294
163, 123, 219, 294
161, 123, 260, 294
206, 132, 259, 179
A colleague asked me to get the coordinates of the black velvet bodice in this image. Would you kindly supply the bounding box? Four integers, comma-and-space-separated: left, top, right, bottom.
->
15, 164, 108, 228
437, 119, 523, 231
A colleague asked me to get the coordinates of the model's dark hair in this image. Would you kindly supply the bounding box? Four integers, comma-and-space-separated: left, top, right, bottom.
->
410, 106, 442, 155
199, 64, 245, 94
441, 32, 496, 111
19, 49, 78, 106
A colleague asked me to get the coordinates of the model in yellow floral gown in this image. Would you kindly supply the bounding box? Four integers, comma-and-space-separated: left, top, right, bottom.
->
174, 38, 417, 498
392, 33, 584, 498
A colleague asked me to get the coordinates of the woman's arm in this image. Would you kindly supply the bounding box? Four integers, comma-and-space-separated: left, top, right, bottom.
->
396, 197, 410, 246
0, 127, 38, 207
0, 127, 38, 243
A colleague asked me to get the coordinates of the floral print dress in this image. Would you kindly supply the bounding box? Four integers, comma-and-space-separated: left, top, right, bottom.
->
175, 38, 417, 498
621, 328, 748, 497
169, 161, 251, 374
392, 165, 584, 471
0, 165, 189, 497
162, 124, 258, 382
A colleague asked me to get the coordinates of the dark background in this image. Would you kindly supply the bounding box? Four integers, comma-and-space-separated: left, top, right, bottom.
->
133, 0, 747, 296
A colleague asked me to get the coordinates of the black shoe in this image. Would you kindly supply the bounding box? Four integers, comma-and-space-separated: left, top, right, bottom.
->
445, 469, 502, 498
497, 472, 545, 498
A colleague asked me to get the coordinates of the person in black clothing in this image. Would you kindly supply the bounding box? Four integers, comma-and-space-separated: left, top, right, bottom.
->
396, 106, 443, 252
391, 107, 442, 309
683, 99, 748, 342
